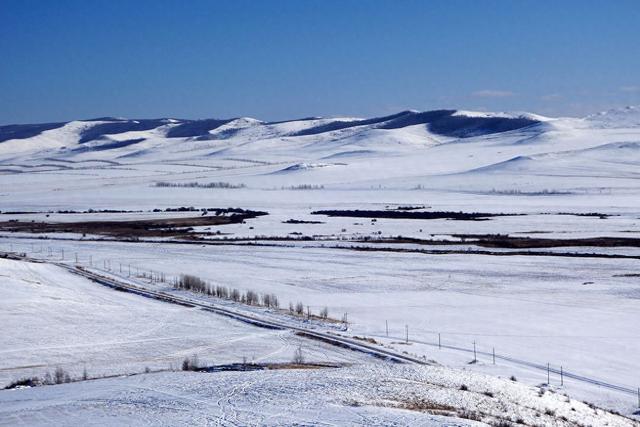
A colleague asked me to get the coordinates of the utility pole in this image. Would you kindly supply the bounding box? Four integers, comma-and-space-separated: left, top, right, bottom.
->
405, 324, 409, 344
492, 347, 495, 365
473, 341, 477, 363
438, 333, 441, 349
307, 305, 310, 320
560, 366, 564, 386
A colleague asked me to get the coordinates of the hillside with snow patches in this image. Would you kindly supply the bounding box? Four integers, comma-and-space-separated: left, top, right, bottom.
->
1, 107, 640, 425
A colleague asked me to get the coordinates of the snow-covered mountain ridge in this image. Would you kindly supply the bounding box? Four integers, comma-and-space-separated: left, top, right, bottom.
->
1, 107, 639, 196
0, 109, 543, 145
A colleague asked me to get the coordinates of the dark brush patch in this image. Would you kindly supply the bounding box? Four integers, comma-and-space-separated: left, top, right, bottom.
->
311, 209, 515, 221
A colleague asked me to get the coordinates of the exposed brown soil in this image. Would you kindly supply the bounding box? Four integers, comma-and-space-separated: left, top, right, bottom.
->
352, 336, 379, 345
372, 234, 640, 249
346, 245, 640, 260
0, 212, 265, 239
311, 209, 514, 221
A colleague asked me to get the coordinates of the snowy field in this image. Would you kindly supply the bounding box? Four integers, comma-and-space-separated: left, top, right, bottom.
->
0, 258, 368, 386
1, 364, 636, 427
1, 107, 640, 423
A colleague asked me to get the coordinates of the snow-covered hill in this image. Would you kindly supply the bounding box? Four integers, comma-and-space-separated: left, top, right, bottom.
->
0, 109, 539, 160
586, 106, 640, 128
1, 107, 639, 197
2, 108, 640, 423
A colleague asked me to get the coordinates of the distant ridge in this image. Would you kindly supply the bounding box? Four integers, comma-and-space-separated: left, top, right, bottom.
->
0, 109, 543, 146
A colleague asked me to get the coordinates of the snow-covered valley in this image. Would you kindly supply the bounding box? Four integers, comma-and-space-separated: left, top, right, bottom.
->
1, 107, 640, 425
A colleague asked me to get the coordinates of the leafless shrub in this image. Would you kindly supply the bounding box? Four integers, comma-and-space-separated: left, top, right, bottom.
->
174, 274, 332, 323
215, 285, 229, 299
292, 346, 304, 364
397, 399, 456, 414
262, 293, 279, 308
54, 366, 70, 384
5, 377, 43, 389
182, 354, 200, 371
457, 410, 481, 421
176, 274, 208, 293
154, 181, 246, 189
282, 184, 324, 190
245, 290, 259, 305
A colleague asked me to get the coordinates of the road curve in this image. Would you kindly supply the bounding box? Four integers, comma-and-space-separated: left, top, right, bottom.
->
56, 261, 431, 366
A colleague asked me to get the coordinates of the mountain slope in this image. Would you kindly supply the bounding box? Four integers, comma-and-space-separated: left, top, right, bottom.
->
1, 107, 639, 195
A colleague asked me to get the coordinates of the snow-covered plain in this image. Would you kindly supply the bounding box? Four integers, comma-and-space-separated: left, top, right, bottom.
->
0, 258, 368, 386
1, 363, 636, 427
1, 107, 640, 423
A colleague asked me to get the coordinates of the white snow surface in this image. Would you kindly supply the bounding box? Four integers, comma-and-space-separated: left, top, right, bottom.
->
1, 364, 635, 427
1, 108, 640, 423
0, 258, 368, 386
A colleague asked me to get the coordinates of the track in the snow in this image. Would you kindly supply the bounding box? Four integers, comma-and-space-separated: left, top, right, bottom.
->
53, 261, 431, 366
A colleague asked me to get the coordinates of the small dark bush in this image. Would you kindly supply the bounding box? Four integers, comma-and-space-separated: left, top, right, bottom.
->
5, 377, 42, 389
182, 355, 200, 371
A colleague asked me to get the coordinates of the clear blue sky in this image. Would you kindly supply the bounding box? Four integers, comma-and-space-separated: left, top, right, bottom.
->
2, 0, 639, 124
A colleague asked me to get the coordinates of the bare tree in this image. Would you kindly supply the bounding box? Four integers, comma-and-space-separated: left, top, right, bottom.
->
182, 354, 200, 371
292, 345, 304, 364
54, 366, 67, 384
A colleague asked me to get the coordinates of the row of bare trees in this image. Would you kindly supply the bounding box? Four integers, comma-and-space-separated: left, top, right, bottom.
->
174, 274, 331, 321
6, 367, 78, 389
175, 274, 280, 309
154, 181, 246, 189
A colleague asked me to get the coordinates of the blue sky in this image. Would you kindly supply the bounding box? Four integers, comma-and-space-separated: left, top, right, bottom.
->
1, 0, 639, 124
